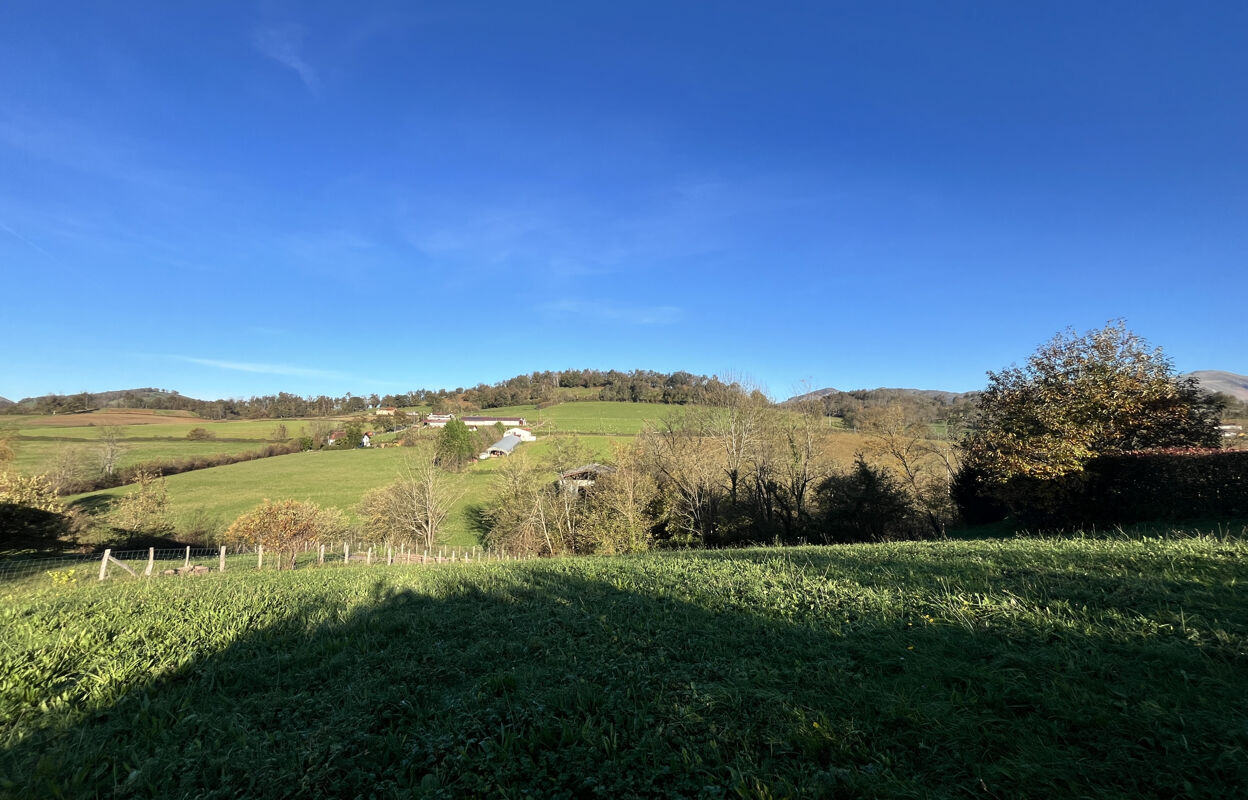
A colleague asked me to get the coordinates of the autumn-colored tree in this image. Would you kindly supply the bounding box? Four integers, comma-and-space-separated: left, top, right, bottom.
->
225, 499, 348, 569
965, 322, 1221, 483
110, 468, 174, 540
0, 471, 86, 546
960, 322, 1222, 520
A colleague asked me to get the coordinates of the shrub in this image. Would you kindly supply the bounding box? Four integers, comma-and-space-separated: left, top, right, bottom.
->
1013, 448, 1248, 528
109, 468, 174, 541
0, 472, 85, 547
225, 499, 349, 569
186, 427, 216, 441
814, 456, 925, 543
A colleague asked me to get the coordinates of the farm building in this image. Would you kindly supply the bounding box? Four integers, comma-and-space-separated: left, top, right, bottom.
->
507, 427, 537, 442
326, 431, 373, 447
558, 463, 616, 493
1218, 424, 1243, 438
375, 407, 398, 416
423, 414, 454, 428
462, 415, 527, 429
480, 434, 524, 459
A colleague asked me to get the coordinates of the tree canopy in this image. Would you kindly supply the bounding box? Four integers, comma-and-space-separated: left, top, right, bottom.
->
963, 321, 1221, 486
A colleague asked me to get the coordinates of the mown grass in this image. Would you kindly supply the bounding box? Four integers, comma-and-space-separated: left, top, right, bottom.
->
1, 535, 1244, 798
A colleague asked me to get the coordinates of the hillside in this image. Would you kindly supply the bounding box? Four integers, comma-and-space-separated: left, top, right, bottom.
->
787, 387, 971, 404
1187, 370, 1248, 403
3, 536, 1244, 798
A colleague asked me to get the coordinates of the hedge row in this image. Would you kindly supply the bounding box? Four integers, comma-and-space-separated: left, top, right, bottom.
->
64, 442, 303, 495
977, 448, 1248, 528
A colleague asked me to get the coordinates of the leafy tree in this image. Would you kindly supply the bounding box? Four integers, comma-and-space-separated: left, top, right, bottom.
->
435, 419, 478, 471
815, 456, 922, 543
109, 468, 174, 540
224, 499, 348, 569
338, 423, 364, 449
0, 472, 86, 547
960, 321, 1221, 515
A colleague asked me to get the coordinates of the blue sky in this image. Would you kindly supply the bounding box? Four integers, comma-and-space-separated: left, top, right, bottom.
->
2, 2, 1245, 402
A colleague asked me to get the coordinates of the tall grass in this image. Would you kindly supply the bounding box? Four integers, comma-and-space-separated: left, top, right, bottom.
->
2, 535, 1244, 798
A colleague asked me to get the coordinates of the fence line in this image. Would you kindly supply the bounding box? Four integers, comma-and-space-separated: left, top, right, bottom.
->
2, 541, 530, 585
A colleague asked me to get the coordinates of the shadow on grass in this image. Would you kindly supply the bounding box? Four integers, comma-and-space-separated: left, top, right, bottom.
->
2, 556, 1245, 798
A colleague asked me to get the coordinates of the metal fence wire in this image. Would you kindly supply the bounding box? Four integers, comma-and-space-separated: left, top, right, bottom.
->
2, 542, 525, 585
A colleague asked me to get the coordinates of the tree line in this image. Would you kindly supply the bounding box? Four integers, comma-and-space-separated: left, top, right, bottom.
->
3, 369, 761, 419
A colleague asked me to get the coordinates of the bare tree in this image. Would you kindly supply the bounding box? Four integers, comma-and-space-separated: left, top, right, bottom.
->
97, 426, 126, 478
358, 458, 463, 550
858, 405, 960, 536
704, 376, 770, 506
640, 411, 725, 545
755, 398, 827, 540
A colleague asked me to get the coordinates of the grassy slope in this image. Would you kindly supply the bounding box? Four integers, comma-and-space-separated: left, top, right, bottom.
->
1, 536, 1244, 798
71, 436, 621, 546
49, 402, 875, 546
7, 416, 343, 476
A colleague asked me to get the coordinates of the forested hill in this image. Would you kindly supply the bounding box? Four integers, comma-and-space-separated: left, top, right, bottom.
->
1, 370, 761, 419
785, 387, 979, 425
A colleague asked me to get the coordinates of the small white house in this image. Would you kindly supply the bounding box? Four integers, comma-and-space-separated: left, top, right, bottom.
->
424, 414, 454, 428
507, 427, 537, 442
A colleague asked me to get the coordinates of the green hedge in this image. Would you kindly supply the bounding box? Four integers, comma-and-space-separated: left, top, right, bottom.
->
999, 448, 1248, 527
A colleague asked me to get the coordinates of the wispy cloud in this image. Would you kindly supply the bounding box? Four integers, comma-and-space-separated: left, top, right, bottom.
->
178, 356, 345, 380
541, 299, 683, 326
253, 24, 319, 92
0, 221, 55, 261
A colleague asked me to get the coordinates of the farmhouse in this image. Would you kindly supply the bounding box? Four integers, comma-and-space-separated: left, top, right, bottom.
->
558, 463, 616, 494
507, 427, 537, 442
462, 415, 527, 429
423, 414, 454, 428
375, 407, 398, 416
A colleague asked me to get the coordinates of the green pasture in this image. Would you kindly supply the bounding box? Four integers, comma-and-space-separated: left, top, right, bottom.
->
71, 435, 617, 546
5, 417, 360, 477
2, 535, 1244, 798
484, 400, 673, 435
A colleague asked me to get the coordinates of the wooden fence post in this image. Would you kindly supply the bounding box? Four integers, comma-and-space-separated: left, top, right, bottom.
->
258, 545, 264, 570
184, 546, 191, 569
220, 545, 226, 573
145, 547, 155, 577
367, 546, 373, 566
387, 546, 393, 566
344, 543, 350, 565
319, 544, 325, 565
99, 548, 111, 581
423, 549, 429, 564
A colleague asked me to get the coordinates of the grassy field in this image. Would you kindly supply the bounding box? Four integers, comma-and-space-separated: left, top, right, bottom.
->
71, 436, 621, 546
485, 401, 671, 435
23, 402, 877, 547
4, 413, 349, 477
1, 535, 1244, 798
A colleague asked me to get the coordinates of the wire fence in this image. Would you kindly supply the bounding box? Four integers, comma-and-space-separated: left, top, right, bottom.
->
0, 542, 525, 586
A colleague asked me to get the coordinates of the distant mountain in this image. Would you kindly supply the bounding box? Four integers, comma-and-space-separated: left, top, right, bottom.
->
0, 396, 12, 407
1186, 371, 1248, 403
785, 387, 973, 405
